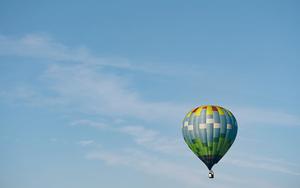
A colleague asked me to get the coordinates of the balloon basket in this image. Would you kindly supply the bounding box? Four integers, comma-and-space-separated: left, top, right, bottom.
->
208, 170, 214, 179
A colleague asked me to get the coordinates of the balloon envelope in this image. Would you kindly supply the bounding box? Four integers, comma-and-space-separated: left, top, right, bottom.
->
182, 105, 238, 170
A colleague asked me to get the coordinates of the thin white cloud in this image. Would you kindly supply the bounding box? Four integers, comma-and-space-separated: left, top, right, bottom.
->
224, 154, 300, 176
78, 140, 95, 146
73, 119, 186, 155
0, 34, 182, 74
86, 147, 280, 188
234, 154, 300, 168
228, 158, 300, 176
232, 106, 300, 127
118, 125, 185, 154
42, 63, 187, 122
86, 148, 221, 187
50, 138, 58, 142
0, 86, 67, 106
0, 63, 187, 123
71, 119, 108, 129
0, 34, 129, 68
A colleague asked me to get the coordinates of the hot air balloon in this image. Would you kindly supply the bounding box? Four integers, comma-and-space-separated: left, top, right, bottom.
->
182, 105, 238, 178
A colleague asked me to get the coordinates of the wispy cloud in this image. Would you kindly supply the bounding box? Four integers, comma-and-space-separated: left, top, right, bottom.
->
49, 138, 58, 142
74, 119, 185, 155
0, 86, 67, 107
232, 106, 300, 127
86, 148, 221, 187
118, 125, 185, 154
224, 154, 300, 176
0, 32, 189, 122
85, 147, 281, 188
78, 140, 95, 147
0, 62, 188, 123
0, 34, 132, 69
0, 34, 186, 75
71, 119, 108, 129
228, 159, 300, 176
46, 64, 180, 120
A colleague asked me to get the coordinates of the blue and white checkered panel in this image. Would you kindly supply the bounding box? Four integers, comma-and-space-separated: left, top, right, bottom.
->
200, 109, 206, 123
213, 111, 220, 123
199, 109, 207, 144
223, 110, 232, 141
193, 113, 201, 142
219, 114, 227, 136
213, 111, 221, 140
188, 113, 195, 140
207, 123, 213, 143
182, 116, 191, 144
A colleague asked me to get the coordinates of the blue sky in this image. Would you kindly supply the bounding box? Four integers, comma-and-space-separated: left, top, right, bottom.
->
0, 0, 300, 187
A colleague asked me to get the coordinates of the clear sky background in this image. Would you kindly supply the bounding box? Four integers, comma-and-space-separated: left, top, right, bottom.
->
0, 0, 300, 188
